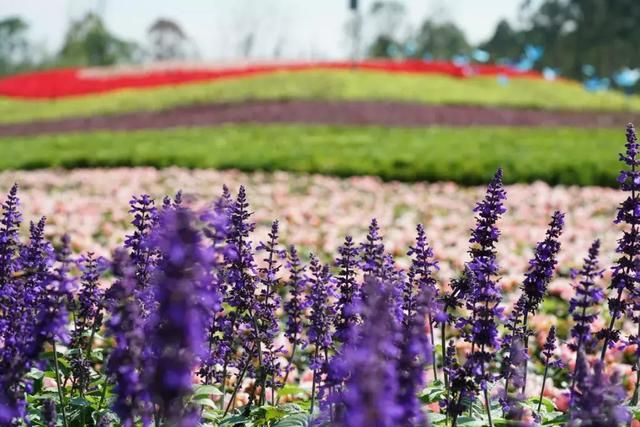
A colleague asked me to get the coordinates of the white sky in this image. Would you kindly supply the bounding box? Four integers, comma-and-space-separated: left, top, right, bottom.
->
0, 0, 523, 60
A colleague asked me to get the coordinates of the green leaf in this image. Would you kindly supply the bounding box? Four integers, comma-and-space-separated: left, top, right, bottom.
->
25, 369, 44, 381
277, 384, 307, 397
272, 413, 311, 427
193, 397, 218, 409
193, 384, 223, 398
542, 411, 569, 426
219, 413, 253, 427
428, 412, 447, 424
420, 383, 446, 404
455, 416, 487, 426
69, 396, 92, 408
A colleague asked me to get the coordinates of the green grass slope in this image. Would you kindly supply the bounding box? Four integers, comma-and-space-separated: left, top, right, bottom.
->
1, 70, 640, 124
0, 125, 624, 186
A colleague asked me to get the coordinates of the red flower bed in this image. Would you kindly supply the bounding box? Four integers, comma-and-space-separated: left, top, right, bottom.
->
0, 60, 542, 99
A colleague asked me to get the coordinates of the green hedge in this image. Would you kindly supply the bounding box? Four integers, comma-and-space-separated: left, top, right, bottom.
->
0, 125, 626, 186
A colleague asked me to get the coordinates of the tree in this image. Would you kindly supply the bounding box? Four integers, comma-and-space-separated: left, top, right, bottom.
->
148, 18, 194, 61
57, 12, 140, 67
479, 19, 526, 61
0, 17, 31, 75
366, 1, 406, 58
413, 19, 470, 60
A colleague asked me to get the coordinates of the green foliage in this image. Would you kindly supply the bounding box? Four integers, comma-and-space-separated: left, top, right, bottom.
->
493, 0, 640, 80
2, 70, 640, 125
0, 16, 33, 75
412, 19, 471, 60
0, 125, 624, 186
56, 12, 141, 67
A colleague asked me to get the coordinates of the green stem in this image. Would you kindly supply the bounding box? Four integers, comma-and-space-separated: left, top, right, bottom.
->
520, 313, 529, 396
537, 360, 550, 413
481, 352, 493, 427
52, 342, 69, 427
276, 338, 297, 405
440, 321, 450, 427
632, 323, 640, 405
224, 348, 254, 416
428, 313, 438, 381
309, 346, 320, 414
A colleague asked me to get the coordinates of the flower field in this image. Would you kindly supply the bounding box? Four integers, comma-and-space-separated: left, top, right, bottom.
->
0, 60, 543, 99
2, 123, 640, 426
2, 69, 640, 126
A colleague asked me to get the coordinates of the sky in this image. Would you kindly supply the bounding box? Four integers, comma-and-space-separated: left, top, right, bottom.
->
0, 0, 523, 60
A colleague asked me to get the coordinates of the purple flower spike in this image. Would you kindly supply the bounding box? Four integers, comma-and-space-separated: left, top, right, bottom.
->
522, 211, 565, 315
360, 218, 385, 276
334, 235, 360, 344
147, 208, 218, 424
464, 169, 507, 374
326, 277, 402, 427
569, 356, 630, 427
0, 184, 21, 286
284, 246, 308, 348
107, 254, 151, 427
601, 123, 640, 358
569, 240, 604, 356
307, 254, 336, 370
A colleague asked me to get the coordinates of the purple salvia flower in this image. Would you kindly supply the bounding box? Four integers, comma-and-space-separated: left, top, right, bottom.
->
518, 210, 564, 396
499, 338, 528, 419
70, 253, 105, 393
147, 208, 217, 425
499, 298, 528, 408
225, 185, 257, 311
569, 356, 630, 427
360, 218, 385, 276
406, 224, 442, 346
162, 190, 183, 211
442, 341, 478, 421
0, 210, 69, 424
396, 281, 434, 426
124, 195, 158, 292
522, 211, 565, 315
326, 277, 402, 427
220, 186, 258, 387
42, 399, 56, 427
459, 168, 506, 393
542, 325, 559, 363
284, 246, 308, 348
255, 220, 285, 394
334, 235, 360, 343
199, 189, 233, 385
107, 252, 151, 427
124, 194, 160, 322
600, 124, 640, 358
569, 240, 604, 356
307, 254, 336, 369
307, 254, 336, 411
72, 253, 104, 349
0, 184, 21, 286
